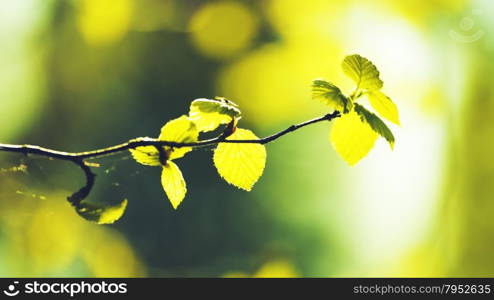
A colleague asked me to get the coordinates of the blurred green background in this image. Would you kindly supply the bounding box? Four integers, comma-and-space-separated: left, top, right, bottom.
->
1, 0, 493, 277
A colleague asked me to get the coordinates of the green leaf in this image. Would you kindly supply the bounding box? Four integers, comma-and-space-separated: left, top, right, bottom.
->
130, 116, 199, 166
129, 146, 161, 166
159, 115, 199, 160
74, 198, 128, 224
161, 161, 187, 209
342, 54, 383, 91
354, 103, 395, 148
213, 128, 266, 191
367, 91, 400, 125
312, 79, 352, 113
330, 109, 378, 166
189, 98, 242, 132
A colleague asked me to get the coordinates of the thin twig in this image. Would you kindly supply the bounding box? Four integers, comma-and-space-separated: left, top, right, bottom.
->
0, 111, 340, 204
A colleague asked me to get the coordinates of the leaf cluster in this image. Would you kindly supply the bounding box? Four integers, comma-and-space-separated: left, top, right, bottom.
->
72, 54, 400, 224
129, 97, 266, 210
312, 54, 400, 165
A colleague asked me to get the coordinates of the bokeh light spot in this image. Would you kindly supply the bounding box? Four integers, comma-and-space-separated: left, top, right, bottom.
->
188, 1, 258, 60
77, 0, 133, 46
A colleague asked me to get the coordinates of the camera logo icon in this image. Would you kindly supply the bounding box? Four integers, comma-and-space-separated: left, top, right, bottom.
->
3, 281, 20, 297
449, 9, 484, 43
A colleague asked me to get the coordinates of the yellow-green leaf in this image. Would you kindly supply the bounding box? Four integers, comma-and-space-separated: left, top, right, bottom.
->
129, 146, 161, 166
189, 98, 242, 132
213, 128, 266, 191
75, 198, 128, 224
367, 91, 400, 125
161, 161, 186, 209
312, 79, 352, 113
159, 115, 199, 160
354, 103, 395, 148
342, 54, 383, 91
330, 109, 378, 166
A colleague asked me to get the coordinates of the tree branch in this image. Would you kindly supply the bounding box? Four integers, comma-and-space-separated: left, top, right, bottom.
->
0, 111, 340, 204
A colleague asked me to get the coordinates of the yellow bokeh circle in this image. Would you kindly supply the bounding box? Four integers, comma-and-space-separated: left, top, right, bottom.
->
188, 1, 258, 60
